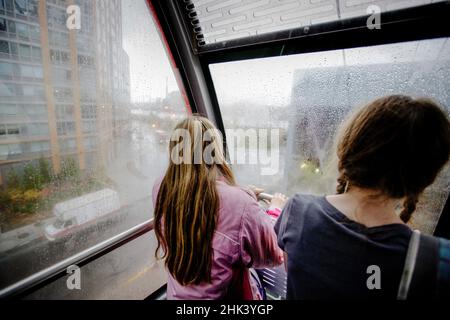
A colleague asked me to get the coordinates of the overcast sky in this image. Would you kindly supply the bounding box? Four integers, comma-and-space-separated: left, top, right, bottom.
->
121, 0, 178, 102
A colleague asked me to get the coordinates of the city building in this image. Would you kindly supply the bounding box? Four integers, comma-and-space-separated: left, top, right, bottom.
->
0, 0, 131, 185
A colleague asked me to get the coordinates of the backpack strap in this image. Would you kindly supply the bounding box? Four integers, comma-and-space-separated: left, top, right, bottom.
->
437, 238, 450, 298
408, 233, 440, 299
397, 230, 440, 299
397, 230, 421, 300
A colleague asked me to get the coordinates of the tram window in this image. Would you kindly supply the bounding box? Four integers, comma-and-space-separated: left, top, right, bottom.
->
25, 231, 166, 300
210, 37, 450, 235
0, 0, 187, 298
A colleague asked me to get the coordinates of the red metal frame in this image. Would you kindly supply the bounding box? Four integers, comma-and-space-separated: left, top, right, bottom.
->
146, 0, 192, 114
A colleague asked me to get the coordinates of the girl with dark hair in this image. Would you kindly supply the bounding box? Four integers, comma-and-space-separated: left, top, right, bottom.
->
275, 95, 450, 299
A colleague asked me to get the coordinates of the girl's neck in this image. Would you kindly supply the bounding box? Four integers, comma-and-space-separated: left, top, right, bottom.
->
326, 187, 405, 228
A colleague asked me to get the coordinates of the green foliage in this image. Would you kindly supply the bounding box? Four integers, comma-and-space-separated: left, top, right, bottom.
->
38, 158, 52, 184
58, 158, 79, 181
5, 158, 52, 191
0, 190, 11, 212
6, 169, 21, 189
0, 189, 41, 214
1, 157, 112, 227
22, 162, 43, 190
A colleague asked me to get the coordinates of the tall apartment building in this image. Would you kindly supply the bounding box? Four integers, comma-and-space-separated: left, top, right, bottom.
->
0, 0, 130, 184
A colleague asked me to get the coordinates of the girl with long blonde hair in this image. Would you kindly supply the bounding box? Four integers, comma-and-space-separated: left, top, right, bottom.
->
152, 115, 285, 299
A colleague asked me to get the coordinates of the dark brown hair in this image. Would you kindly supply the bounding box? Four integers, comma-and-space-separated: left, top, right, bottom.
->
336, 95, 450, 223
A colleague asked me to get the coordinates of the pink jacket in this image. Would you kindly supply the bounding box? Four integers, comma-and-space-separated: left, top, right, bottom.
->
152, 179, 283, 300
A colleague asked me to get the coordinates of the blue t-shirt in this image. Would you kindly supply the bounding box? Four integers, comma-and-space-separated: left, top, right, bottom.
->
274, 194, 412, 299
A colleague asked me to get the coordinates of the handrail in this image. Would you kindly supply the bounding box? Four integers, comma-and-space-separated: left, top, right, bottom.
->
258, 192, 274, 202
0, 219, 155, 299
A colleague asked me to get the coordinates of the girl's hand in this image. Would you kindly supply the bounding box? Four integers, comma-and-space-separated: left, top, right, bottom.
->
248, 185, 264, 197
270, 193, 288, 210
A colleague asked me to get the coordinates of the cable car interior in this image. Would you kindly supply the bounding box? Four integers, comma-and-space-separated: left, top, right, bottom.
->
0, 0, 450, 300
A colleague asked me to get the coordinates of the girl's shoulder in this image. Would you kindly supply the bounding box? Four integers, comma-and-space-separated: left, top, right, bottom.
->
276, 193, 331, 233
215, 181, 262, 231
216, 180, 258, 204
284, 193, 328, 216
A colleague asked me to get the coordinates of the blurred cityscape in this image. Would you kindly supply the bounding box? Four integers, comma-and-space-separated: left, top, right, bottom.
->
1, 0, 130, 234
0, 0, 186, 295
1, 0, 130, 182
0, 0, 186, 233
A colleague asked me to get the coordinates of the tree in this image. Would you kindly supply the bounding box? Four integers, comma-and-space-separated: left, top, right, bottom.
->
22, 162, 43, 190
38, 158, 52, 184
6, 169, 21, 189
59, 158, 79, 181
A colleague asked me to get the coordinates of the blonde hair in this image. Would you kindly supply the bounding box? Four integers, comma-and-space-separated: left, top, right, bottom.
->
154, 115, 235, 285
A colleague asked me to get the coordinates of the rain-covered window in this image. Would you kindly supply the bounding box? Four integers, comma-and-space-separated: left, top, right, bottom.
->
0, 0, 188, 298
210, 37, 450, 234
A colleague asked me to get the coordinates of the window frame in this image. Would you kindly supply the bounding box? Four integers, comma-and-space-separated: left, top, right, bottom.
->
2, 0, 450, 299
